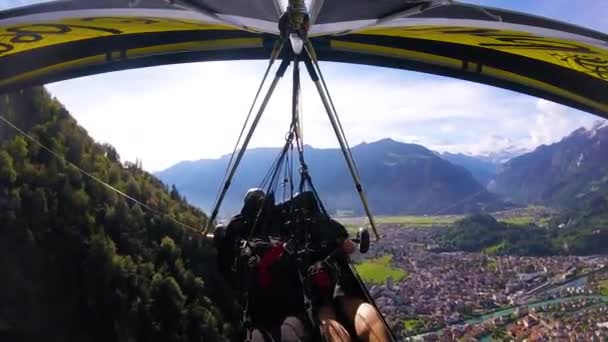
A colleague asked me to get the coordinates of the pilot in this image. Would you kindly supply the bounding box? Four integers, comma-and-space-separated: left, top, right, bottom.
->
215, 188, 310, 341
215, 188, 265, 283
289, 191, 391, 342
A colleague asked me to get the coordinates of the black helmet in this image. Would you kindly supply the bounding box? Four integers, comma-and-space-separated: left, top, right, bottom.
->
244, 188, 265, 205
293, 191, 319, 214
241, 188, 267, 216
213, 223, 226, 247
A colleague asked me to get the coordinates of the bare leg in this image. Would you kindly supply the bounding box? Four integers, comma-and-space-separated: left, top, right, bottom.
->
318, 305, 352, 342
248, 329, 269, 342
338, 297, 390, 342
281, 316, 309, 342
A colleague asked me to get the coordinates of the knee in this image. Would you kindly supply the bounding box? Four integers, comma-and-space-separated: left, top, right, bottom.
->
281, 316, 308, 342
318, 306, 352, 342
354, 303, 390, 342
319, 319, 352, 342
247, 329, 267, 342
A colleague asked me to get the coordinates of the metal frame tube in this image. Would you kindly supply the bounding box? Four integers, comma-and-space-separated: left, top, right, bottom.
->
305, 40, 359, 179
205, 57, 291, 232
303, 55, 380, 240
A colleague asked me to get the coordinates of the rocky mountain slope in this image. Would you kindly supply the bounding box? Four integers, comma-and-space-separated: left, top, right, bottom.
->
157, 139, 505, 216
490, 121, 608, 207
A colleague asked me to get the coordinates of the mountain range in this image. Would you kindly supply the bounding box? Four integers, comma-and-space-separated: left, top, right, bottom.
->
439, 152, 499, 186
156, 139, 507, 216
490, 121, 608, 208
158, 120, 608, 216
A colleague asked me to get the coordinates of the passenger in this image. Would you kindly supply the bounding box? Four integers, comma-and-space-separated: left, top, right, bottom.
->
289, 191, 391, 342
215, 188, 310, 342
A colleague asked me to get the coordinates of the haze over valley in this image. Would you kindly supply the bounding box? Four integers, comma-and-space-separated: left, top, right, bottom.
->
156, 139, 505, 217
156, 121, 608, 219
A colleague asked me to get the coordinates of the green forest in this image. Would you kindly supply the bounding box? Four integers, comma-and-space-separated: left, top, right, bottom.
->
0, 88, 238, 341
440, 208, 608, 256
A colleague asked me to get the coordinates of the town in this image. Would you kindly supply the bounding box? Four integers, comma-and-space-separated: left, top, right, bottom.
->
356, 226, 608, 341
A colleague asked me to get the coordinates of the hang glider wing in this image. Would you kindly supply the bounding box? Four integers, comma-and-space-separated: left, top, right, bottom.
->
0, 0, 606, 117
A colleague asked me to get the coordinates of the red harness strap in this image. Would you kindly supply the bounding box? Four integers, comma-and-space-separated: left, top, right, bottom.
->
312, 268, 332, 290
257, 244, 285, 288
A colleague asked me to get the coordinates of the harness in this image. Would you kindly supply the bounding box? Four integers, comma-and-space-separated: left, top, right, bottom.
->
204, 8, 385, 337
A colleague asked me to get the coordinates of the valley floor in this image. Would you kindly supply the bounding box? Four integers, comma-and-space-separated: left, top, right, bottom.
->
355, 225, 608, 341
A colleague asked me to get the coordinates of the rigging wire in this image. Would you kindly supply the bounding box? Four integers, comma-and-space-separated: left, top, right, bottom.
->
247, 133, 294, 240
288, 141, 294, 200
210, 39, 284, 223
281, 148, 291, 202
290, 56, 328, 217
249, 54, 306, 240
291, 57, 310, 195
259, 142, 287, 190
304, 43, 360, 178
0, 114, 204, 235
298, 74, 304, 145
302, 42, 377, 235
205, 51, 291, 234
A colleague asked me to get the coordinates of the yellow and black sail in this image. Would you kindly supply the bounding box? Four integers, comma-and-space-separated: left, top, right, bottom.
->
0, 0, 607, 116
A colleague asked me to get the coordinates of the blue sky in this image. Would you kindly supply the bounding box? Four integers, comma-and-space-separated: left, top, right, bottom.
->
3, 0, 607, 171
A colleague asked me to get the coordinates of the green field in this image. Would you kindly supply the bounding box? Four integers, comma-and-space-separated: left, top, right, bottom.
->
355, 255, 407, 285
599, 280, 608, 296
494, 205, 554, 226
483, 241, 506, 255
339, 206, 555, 231
485, 258, 498, 272
498, 216, 535, 225
375, 215, 461, 226
403, 318, 422, 331
340, 215, 460, 231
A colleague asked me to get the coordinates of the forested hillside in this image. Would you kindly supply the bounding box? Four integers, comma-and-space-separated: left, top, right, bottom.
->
440, 211, 608, 256
0, 87, 236, 341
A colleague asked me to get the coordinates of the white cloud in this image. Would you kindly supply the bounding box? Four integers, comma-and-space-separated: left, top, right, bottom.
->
47, 60, 602, 172
528, 99, 598, 148
3, 0, 604, 172
433, 134, 519, 156
428, 99, 602, 157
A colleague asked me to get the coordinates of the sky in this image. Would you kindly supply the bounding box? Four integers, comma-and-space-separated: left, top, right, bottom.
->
3, 0, 608, 172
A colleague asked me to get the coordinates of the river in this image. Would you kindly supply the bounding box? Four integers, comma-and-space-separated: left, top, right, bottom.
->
411, 295, 608, 341
466, 294, 608, 324
472, 295, 607, 342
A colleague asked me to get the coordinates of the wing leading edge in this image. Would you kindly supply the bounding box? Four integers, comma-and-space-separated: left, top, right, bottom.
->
0, 0, 606, 117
